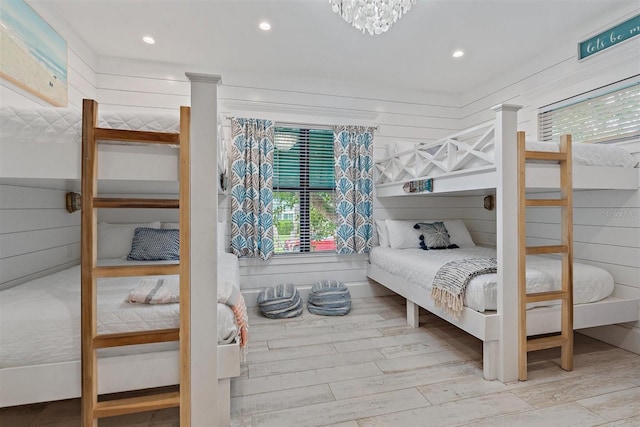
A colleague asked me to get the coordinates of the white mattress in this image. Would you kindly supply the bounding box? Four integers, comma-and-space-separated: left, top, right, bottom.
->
525, 140, 638, 168
0, 254, 240, 368
369, 246, 614, 312
0, 106, 180, 145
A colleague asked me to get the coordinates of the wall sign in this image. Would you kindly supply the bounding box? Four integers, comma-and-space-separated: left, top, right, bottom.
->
579, 14, 640, 60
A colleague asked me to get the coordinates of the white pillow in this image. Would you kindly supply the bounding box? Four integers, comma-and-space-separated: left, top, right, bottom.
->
385, 219, 476, 249
97, 221, 161, 259
375, 219, 389, 247
162, 222, 179, 229
385, 220, 421, 249
441, 219, 476, 248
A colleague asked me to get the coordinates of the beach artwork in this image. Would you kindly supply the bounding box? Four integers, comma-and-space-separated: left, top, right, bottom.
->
0, 0, 67, 106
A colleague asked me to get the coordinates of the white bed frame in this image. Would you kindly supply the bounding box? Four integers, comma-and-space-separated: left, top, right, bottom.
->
367, 264, 639, 380
370, 104, 640, 383
1, 75, 238, 423
375, 119, 639, 197
0, 343, 239, 424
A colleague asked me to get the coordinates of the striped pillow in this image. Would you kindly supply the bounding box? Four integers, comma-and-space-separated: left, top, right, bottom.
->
127, 228, 179, 261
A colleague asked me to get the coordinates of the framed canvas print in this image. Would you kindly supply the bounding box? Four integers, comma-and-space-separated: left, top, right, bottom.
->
0, 0, 67, 106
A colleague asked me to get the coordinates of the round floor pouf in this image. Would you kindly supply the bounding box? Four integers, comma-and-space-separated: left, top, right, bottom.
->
257, 283, 303, 319
307, 280, 351, 316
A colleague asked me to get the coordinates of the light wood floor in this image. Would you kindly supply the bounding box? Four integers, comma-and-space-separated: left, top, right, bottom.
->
2, 295, 639, 426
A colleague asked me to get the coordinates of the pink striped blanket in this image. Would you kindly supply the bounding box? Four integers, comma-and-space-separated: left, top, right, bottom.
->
127, 276, 248, 348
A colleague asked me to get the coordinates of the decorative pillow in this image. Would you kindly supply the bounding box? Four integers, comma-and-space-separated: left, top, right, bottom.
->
441, 220, 475, 248
257, 284, 303, 319
162, 222, 179, 229
307, 280, 351, 316
127, 228, 180, 261
414, 222, 458, 250
375, 219, 389, 247
97, 221, 161, 259
385, 219, 421, 249
384, 219, 475, 249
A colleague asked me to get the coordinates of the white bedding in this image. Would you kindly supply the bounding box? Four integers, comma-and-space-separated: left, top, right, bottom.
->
369, 246, 614, 312
0, 107, 179, 145
526, 140, 638, 168
0, 254, 240, 368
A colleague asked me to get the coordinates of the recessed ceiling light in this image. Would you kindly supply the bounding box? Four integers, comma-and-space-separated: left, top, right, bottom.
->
259, 22, 271, 31
142, 36, 155, 44
452, 50, 464, 58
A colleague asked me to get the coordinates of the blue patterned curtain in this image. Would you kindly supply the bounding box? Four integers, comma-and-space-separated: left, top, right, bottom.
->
334, 125, 374, 254
230, 118, 275, 260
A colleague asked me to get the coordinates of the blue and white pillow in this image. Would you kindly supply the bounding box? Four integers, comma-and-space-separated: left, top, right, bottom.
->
414, 222, 459, 250
127, 227, 180, 261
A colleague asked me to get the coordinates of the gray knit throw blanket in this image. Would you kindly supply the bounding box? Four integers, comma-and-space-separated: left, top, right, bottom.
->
431, 258, 497, 319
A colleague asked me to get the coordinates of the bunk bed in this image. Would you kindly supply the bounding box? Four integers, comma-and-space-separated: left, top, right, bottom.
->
0, 99, 239, 423
369, 104, 639, 382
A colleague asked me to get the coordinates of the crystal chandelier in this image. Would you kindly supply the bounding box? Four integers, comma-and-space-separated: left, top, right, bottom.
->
329, 0, 416, 35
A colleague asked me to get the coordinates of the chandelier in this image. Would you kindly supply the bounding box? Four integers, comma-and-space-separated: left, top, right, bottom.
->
329, 0, 416, 35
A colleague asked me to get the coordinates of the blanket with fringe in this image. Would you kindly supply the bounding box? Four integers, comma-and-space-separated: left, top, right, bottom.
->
431, 257, 497, 319
127, 276, 248, 350
218, 279, 249, 350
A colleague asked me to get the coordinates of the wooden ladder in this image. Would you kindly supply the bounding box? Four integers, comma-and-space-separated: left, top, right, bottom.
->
517, 131, 573, 381
80, 99, 191, 426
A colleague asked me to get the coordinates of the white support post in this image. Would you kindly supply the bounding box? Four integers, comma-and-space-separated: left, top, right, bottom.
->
186, 72, 221, 426
491, 103, 522, 384
407, 299, 419, 328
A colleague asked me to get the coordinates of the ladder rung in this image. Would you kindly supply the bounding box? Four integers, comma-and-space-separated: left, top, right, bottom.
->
526, 245, 568, 255
527, 335, 569, 352
94, 328, 179, 348
525, 199, 567, 207
94, 128, 180, 145
525, 151, 567, 161
93, 391, 180, 419
526, 290, 568, 303
93, 198, 179, 209
95, 264, 179, 278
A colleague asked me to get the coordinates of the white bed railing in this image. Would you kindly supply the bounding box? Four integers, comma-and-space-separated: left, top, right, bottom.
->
375, 120, 496, 185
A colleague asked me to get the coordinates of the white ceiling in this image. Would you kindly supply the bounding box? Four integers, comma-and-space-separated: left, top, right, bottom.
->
38, 0, 636, 94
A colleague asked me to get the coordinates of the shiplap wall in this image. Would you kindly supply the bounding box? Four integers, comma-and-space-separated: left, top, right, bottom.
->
89, 56, 462, 295
0, 1, 97, 288
2, 2, 637, 347
0, 185, 81, 290
452, 8, 640, 352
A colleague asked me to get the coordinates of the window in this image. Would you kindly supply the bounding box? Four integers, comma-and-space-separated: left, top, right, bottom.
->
273, 126, 336, 254
538, 78, 640, 144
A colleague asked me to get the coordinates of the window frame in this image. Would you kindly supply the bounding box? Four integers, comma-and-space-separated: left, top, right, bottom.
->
273, 125, 335, 254
538, 76, 640, 145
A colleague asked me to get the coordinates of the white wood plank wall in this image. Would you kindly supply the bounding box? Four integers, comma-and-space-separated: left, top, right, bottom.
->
452, 5, 640, 352
0, 3, 96, 289
0, 185, 81, 290
1, 1, 636, 350
89, 57, 462, 294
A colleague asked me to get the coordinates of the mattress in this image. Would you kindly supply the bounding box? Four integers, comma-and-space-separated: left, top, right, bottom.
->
0, 254, 240, 368
369, 246, 614, 312
0, 106, 180, 145
525, 140, 638, 168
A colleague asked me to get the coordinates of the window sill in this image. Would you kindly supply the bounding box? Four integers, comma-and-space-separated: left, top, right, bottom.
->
238, 251, 368, 267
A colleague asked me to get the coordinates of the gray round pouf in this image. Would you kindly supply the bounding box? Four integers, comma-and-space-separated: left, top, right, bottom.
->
307, 280, 351, 316
257, 283, 303, 319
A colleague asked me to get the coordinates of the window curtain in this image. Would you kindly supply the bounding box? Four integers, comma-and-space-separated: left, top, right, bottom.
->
230, 117, 275, 260
334, 125, 375, 254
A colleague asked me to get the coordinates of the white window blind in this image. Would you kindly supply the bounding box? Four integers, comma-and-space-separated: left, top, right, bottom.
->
539, 80, 640, 144
273, 126, 336, 254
